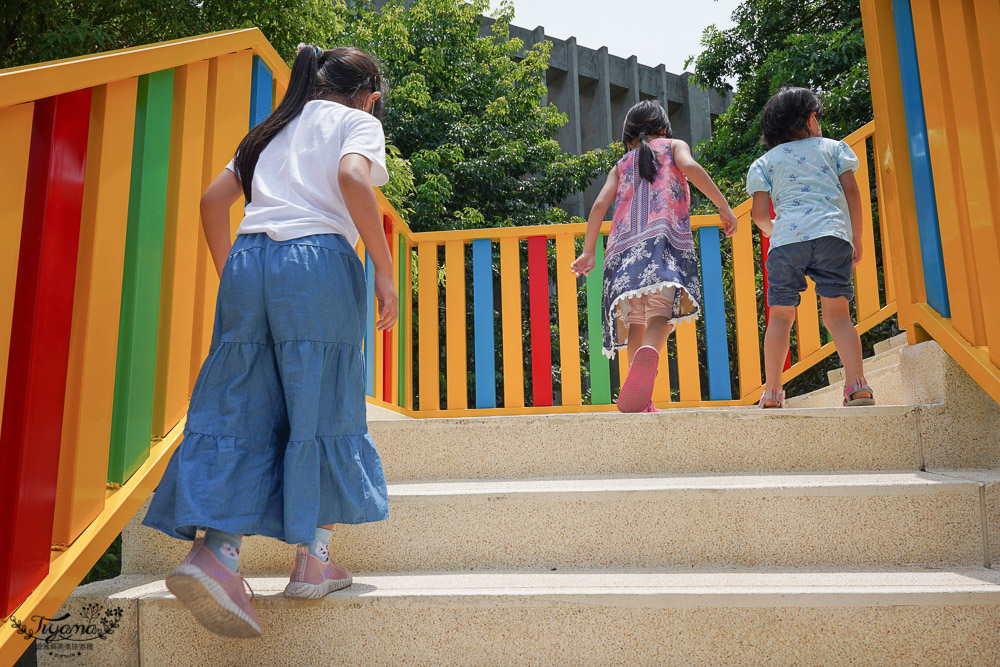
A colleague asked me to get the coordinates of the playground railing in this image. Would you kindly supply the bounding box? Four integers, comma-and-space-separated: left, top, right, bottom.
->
861, 0, 1000, 405
369, 121, 894, 418
0, 29, 289, 661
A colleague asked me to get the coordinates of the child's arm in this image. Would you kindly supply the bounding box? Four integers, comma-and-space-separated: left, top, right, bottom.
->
340, 153, 398, 331
200, 169, 244, 277
839, 171, 864, 266
571, 166, 619, 277
671, 139, 738, 238
751, 192, 773, 238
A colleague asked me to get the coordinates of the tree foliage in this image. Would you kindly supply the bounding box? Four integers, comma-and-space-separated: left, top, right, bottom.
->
688, 0, 871, 191
1, 0, 344, 70
332, 0, 618, 231
3, 0, 618, 233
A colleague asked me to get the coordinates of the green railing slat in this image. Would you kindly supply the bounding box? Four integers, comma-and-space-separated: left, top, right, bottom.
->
108, 69, 174, 483
586, 235, 611, 404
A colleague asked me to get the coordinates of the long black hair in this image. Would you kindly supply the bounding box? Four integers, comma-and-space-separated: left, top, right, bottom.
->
622, 99, 672, 183
233, 45, 384, 201
760, 86, 823, 150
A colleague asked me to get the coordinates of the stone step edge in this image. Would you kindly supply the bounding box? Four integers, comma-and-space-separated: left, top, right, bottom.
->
370, 404, 917, 425
73, 568, 1000, 610
789, 362, 902, 407
384, 471, 979, 502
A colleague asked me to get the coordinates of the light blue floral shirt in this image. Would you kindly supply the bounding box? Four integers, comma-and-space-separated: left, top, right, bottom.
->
746, 137, 860, 249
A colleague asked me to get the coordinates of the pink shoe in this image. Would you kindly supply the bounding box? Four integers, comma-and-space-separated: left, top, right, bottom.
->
165, 536, 262, 638
641, 401, 661, 413
618, 346, 659, 413
283, 545, 353, 599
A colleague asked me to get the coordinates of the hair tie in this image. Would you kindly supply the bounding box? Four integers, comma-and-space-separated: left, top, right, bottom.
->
639, 132, 648, 142
315, 46, 323, 58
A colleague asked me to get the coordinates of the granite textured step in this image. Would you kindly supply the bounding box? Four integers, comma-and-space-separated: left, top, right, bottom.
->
367, 406, 923, 481
124, 471, 985, 575
40, 567, 1000, 666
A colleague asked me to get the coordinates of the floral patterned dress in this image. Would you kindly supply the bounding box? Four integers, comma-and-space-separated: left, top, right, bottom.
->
602, 138, 701, 358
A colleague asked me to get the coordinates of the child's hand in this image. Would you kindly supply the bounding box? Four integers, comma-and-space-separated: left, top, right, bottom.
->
720, 209, 738, 238
374, 270, 398, 331
570, 251, 596, 277
852, 244, 863, 267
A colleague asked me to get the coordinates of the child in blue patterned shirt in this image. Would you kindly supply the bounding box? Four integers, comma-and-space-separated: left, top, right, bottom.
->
747, 86, 873, 408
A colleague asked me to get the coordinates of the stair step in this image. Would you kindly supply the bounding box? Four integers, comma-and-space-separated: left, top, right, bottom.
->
789, 363, 906, 408
45, 567, 1000, 665
125, 471, 984, 575
827, 343, 905, 385
368, 405, 922, 481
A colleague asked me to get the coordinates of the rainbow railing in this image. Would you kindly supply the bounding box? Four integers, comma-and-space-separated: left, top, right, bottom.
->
0, 30, 290, 662
365, 122, 893, 417
8, 2, 1000, 658
862, 0, 1000, 404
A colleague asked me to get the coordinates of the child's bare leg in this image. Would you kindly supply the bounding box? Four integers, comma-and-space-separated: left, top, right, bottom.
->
627, 324, 646, 364
763, 305, 796, 400
821, 296, 870, 398
642, 315, 674, 353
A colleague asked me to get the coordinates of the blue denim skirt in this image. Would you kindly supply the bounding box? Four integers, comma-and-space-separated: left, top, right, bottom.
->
143, 233, 389, 545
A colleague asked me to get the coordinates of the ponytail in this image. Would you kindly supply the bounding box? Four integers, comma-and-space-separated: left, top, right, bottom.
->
621, 100, 672, 184
232, 44, 384, 202
234, 46, 320, 201
635, 131, 658, 183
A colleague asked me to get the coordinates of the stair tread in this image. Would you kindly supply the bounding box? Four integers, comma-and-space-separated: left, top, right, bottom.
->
78, 567, 1000, 607
371, 404, 916, 425
387, 471, 978, 498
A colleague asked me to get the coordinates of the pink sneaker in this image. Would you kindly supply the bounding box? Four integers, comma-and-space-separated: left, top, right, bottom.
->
641, 401, 661, 413
165, 536, 262, 638
283, 545, 353, 599
618, 346, 659, 413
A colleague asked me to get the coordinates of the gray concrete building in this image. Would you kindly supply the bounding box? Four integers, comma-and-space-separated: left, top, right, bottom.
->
372, 1, 732, 216
490, 19, 731, 215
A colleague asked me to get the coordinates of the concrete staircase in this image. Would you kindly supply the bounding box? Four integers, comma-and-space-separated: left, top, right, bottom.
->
41, 340, 1000, 665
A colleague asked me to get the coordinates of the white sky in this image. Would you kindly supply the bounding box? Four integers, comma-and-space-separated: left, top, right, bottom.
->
500, 0, 742, 75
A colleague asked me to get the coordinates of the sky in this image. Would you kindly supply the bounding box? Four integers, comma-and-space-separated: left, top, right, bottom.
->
501, 0, 742, 75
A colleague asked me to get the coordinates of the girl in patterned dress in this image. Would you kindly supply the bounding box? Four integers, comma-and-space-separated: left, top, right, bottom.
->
571, 100, 737, 412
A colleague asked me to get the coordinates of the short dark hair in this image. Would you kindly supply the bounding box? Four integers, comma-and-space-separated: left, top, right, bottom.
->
760, 86, 824, 150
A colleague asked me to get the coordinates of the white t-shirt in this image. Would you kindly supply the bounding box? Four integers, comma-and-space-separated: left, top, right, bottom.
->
226, 100, 389, 244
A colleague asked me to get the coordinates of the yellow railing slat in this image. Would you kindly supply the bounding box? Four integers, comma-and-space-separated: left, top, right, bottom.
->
417, 242, 439, 411
444, 240, 467, 410
675, 319, 701, 402
732, 212, 762, 398
555, 234, 582, 406
154, 62, 209, 440
795, 280, 822, 359
0, 103, 33, 442
852, 136, 881, 320
499, 237, 524, 408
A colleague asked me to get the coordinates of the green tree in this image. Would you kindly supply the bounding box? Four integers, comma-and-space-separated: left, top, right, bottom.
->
1, 0, 345, 70
332, 0, 619, 232
688, 0, 871, 190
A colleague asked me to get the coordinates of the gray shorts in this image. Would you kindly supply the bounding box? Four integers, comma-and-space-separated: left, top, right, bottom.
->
766, 236, 854, 307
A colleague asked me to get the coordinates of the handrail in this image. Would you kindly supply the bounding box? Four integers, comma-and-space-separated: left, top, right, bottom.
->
0, 29, 289, 108
861, 0, 1000, 405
